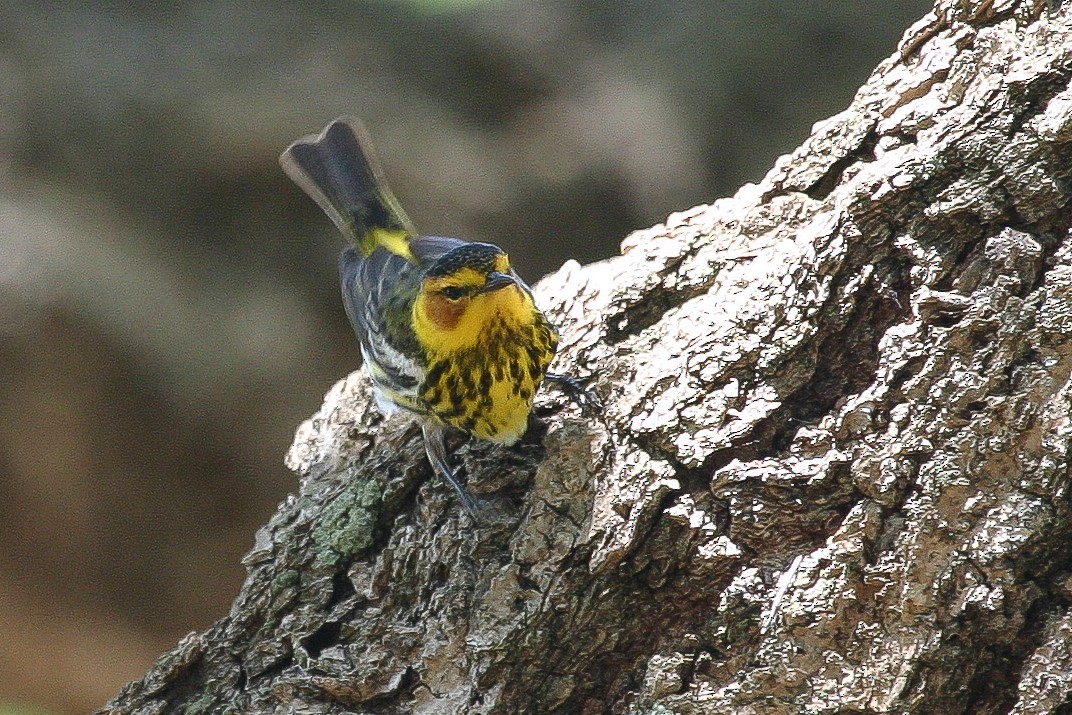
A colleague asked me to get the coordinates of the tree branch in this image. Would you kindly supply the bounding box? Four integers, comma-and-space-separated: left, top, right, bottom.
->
102, 2, 1072, 713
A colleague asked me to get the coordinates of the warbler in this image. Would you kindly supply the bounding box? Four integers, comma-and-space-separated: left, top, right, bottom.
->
281, 117, 575, 511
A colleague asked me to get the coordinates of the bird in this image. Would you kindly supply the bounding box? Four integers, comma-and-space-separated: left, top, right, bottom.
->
280, 117, 580, 512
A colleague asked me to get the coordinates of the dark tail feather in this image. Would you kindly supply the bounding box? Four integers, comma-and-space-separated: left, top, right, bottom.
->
280, 117, 415, 255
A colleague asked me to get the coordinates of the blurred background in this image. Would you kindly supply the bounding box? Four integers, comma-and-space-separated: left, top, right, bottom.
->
0, 1, 929, 712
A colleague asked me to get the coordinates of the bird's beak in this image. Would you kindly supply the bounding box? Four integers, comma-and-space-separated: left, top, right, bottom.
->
479, 271, 516, 294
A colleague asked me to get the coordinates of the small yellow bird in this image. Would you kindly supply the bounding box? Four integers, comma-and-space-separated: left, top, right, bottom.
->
281, 118, 582, 511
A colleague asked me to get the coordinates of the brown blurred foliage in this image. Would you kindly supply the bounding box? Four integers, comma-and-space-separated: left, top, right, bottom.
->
0, 1, 928, 712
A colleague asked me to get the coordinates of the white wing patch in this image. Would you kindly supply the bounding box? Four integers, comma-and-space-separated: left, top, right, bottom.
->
360, 341, 424, 415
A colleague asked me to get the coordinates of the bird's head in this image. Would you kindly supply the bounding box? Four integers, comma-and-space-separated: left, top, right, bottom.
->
412, 243, 537, 353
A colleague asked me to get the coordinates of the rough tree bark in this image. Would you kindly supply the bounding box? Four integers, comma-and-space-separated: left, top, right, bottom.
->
102, 2, 1072, 713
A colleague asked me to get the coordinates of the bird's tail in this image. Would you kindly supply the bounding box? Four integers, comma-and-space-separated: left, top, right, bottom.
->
280, 117, 416, 259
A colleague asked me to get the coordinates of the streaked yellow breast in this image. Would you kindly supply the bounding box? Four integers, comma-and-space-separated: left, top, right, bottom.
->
416, 300, 558, 444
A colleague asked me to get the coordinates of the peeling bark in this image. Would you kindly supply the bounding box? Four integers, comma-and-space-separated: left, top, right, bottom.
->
102, 2, 1072, 713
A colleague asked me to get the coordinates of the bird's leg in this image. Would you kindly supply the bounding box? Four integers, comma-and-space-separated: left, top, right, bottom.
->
544, 372, 602, 411
421, 423, 485, 518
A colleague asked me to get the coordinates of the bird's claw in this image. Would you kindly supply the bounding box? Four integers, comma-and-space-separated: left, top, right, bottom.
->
545, 372, 603, 412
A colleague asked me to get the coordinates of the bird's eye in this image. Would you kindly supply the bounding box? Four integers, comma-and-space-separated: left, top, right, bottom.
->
440, 286, 467, 301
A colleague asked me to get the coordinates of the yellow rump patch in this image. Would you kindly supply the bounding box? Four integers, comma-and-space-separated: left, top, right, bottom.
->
363, 227, 416, 262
